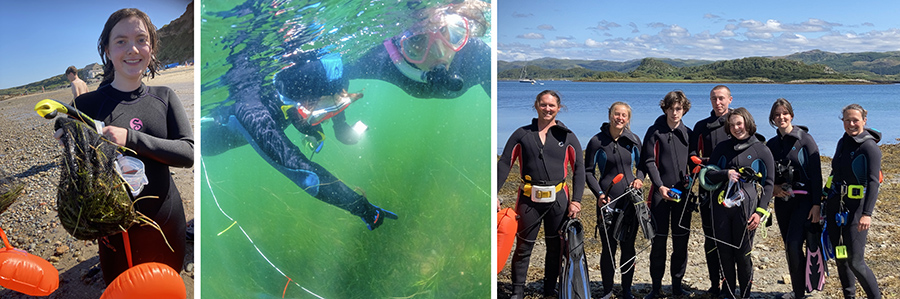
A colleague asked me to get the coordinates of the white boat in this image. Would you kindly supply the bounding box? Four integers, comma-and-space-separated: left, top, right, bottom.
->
518, 65, 537, 84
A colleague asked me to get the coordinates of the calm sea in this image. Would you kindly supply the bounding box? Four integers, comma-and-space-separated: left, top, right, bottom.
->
499, 81, 900, 156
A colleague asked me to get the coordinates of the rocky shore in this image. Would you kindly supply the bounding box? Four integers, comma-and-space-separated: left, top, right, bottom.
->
0, 66, 195, 298
499, 145, 900, 299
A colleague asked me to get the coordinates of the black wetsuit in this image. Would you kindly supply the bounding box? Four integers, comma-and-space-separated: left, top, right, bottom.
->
689, 109, 731, 291
497, 119, 585, 296
345, 38, 490, 98
826, 128, 881, 299
765, 125, 823, 298
201, 47, 386, 228
706, 133, 774, 299
640, 115, 692, 292
584, 123, 645, 297
73, 83, 193, 284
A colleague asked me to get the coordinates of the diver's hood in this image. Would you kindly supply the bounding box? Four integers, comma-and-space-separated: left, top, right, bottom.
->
733, 133, 766, 151
274, 53, 348, 102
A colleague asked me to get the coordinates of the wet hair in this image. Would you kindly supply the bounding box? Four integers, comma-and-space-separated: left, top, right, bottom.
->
726, 107, 757, 137
768, 98, 794, 128
840, 103, 867, 120
533, 90, 564, 110
97, 8, 160, 86
660, 90, 691, 114
608, 101, 632, 129
710, 85, 731, 98
65, 66, 78, 76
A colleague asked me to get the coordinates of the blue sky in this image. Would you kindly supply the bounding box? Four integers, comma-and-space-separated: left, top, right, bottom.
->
0, 0, 191, 89
498, 0, 900, 62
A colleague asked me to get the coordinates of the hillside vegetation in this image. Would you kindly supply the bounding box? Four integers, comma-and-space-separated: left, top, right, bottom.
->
500, 50, 900, 83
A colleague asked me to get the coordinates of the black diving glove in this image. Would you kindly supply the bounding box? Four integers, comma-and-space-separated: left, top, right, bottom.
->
426, 65, 463, 92
360, 203, 398, 230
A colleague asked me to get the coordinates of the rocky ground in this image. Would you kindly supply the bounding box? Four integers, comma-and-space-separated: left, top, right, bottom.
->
0, 66, 195, 298
499, 145, 900, 299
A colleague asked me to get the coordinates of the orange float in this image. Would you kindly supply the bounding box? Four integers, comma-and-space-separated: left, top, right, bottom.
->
497, 207, 518, 274
0, 227, 59, 296
100, 262, 185, 299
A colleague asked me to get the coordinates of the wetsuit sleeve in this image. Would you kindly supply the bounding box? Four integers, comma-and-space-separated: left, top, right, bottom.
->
125, 89, 194, 167
862, 141, 881, 216
804, 134, 824, 205
641, 128, 664, 188
633, 136, 645, 180
497, 129, 524, 191
570, 134, 585, 203
757, 144, 775, 212
584, 137, 603, 198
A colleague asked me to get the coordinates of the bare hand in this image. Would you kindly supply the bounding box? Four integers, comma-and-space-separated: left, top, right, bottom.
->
631, 179, 643, 190
102, 126, 128, 147
597, 193, 608, 206
568, 201, 581, 218
808, 205, 821, 223
747, 213, 761, 230
773, 184, 790, 198
659, 186, 673, 201
728, 169, 740, 183
53, 128, 64, 146
858, 215, 872, 232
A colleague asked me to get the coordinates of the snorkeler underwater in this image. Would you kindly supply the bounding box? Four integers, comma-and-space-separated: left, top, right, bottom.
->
200, 0, 491, 297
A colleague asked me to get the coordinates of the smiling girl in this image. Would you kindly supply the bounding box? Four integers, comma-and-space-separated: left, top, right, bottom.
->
72, 8, 193, 284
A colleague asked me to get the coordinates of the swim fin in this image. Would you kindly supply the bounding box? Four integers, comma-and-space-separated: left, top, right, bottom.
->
806, 223, 825, 292
558, 218, 590, 299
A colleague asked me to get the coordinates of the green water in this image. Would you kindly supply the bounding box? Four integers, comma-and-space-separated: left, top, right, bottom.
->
200, 1, 491, 298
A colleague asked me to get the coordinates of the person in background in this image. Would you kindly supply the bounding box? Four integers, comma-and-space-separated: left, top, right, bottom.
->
688, 84, 733, 296
66, 65, 89, 98
497, 90, 584, 299
641, 91, 692, 298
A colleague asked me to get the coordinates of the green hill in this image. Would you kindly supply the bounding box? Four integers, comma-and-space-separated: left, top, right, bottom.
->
778, 49, 900, 77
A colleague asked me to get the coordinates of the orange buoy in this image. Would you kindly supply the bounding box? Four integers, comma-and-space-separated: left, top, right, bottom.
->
497, 207, 518, 274
100, 262, 186, 299
0, 228, 58, 296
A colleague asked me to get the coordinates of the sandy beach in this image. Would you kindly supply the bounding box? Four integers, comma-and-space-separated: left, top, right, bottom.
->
0, 66, 195, 298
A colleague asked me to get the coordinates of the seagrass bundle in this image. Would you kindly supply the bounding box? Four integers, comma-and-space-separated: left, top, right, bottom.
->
54, 117, 137, 240
0, 174, 23, 215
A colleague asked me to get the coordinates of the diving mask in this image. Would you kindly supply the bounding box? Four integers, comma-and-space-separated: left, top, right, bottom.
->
399, 13, 469, 64
719, 180, 747, 208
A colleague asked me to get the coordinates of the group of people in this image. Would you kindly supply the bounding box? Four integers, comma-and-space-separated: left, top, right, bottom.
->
498, 85, 882, 299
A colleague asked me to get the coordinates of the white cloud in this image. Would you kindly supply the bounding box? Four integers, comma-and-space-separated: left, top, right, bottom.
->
648, 22, 667, 29
556, 35, 575, 40
628, 22, 639, 33
704, 13, 721, 19
537, 24, 555, 31
590, 20, 622, 31
517, 32, 544, 39
585, 38, 603, 47
745, 31, 774, 39
661, 25, 689, 38
544, 39, 578, 48
715, 30, 736, 37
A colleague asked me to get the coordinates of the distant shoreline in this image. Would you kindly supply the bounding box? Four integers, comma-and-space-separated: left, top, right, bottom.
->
499, 79, 899, 85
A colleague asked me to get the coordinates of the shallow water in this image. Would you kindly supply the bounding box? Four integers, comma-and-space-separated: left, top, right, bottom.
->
200, 1, 490, 298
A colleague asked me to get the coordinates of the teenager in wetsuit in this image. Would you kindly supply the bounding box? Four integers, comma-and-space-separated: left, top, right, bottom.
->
345, 0, 490, 99
72, 8, 192, 284
704, 108, 775, 299
688, 85, 733, 295
765, 98, 823, 299
641, 91, 692, 298
825, 104, 881, 299
497, 90, 585, 299
585, 102, 645, 299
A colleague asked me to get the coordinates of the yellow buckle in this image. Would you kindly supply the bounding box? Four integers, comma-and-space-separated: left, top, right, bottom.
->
847, 185, 864, 200
522, 182, 565, 194
537, 190, 552, 198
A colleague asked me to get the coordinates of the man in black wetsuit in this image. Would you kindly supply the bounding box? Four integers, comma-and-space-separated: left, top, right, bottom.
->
688, 85, 733, 295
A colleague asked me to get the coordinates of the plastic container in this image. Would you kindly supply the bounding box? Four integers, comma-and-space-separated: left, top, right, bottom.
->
117, 156, 148, 197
